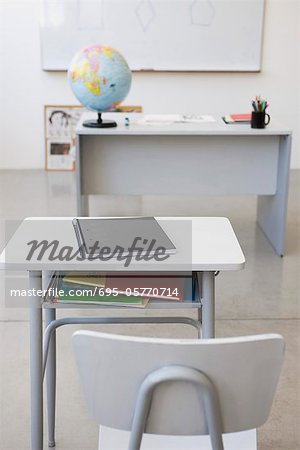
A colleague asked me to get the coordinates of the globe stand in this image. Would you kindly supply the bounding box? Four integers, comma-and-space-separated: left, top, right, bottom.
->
83, 112, 117, 128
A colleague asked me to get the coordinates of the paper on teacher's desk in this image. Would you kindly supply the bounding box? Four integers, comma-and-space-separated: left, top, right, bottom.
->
138, 114, 181, 124
138, 114, 215, 125
182, 115, 216, 123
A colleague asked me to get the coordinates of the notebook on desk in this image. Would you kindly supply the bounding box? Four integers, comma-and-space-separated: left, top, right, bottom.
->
222, 114, 251, 124
72, 217, 176, 260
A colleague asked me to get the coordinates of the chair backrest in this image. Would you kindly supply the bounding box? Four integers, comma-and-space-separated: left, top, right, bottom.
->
72, 331, 284, 437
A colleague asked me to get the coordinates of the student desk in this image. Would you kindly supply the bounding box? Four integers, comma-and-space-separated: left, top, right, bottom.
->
76, 113, 292, 256
0, 217, 244, 449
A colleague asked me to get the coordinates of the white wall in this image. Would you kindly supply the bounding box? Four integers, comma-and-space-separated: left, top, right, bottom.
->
0, 0, 299, 169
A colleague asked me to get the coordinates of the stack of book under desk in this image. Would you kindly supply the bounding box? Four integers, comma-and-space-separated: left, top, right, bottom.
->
43, 272, 198, 309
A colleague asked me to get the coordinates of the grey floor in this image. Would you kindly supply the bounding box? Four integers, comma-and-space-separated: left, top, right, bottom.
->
0, 169, 299, 450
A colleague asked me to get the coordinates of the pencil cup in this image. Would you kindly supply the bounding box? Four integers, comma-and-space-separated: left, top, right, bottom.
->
251, 111, 270, 129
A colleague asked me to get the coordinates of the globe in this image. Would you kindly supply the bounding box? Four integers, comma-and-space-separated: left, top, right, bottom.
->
68, 44, 132, 128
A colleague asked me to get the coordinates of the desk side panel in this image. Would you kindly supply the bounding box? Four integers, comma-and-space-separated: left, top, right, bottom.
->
80, 135, 279, 196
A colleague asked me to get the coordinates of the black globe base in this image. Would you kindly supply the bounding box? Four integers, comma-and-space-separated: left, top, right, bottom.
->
83, 113, 117, 128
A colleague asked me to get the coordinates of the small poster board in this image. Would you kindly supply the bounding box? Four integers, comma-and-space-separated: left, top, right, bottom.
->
44, 104, 143, 171
44, 105, 85, 171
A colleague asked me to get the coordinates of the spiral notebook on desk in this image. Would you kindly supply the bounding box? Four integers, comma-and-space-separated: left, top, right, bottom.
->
72, 217, 176, 260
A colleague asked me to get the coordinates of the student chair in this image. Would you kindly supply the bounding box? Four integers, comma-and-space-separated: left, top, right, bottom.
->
72, 331, 284, 450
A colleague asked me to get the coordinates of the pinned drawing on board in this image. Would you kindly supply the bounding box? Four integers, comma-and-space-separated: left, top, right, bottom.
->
44, 105, 85, 171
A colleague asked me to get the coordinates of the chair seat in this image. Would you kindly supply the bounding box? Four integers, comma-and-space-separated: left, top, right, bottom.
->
98, 426, 257, 450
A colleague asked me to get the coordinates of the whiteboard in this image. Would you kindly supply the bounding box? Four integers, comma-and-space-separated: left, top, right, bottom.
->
40, 0, 265, 72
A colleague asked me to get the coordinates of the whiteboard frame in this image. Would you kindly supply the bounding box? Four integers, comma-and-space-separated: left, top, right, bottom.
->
40, 0, 265, 73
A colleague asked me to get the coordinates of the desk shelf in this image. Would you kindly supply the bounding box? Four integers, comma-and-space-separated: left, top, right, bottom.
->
43, 271, 199, 310
42, 299, 201, 310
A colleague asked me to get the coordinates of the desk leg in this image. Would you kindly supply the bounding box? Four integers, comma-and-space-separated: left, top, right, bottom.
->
195, 272, 202, 338
257, 135, 291, 256
44, 309, 56, 447
201, 272, 215, 338
76, 137, 89, 216
29, 271, 43, 450
77, 195, 89, 216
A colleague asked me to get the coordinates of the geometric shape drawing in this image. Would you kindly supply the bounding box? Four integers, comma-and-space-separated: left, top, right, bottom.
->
190, 0, 215, 26
135, 0, 156, 32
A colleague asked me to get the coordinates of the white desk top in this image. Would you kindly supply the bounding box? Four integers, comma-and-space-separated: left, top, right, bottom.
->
0, 217, 245, 272
76, 112, 292, 136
